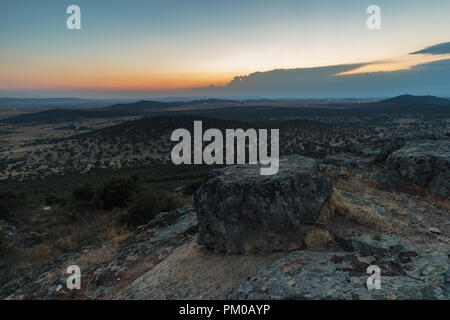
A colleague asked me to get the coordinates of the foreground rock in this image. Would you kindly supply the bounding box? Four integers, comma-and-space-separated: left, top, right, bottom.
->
375, 140, 450, 198
114, 237, 284, 300
230, 233, 449, 300
194, 155, 333, 253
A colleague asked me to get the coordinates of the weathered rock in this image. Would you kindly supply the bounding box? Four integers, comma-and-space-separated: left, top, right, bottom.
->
229, 233, 449, 300
113, 237, 285, 300
428, 227, 442, 235
0, 206, 198, 300
347, 138, 405, 164
0, 220, 16, 239
194, 155, 333, 253
20, 231, 45, 248
375, 140, 450, 198
323, 138, 405, 172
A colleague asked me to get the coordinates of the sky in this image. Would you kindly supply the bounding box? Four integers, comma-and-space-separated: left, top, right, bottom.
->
1, 0, 450, 98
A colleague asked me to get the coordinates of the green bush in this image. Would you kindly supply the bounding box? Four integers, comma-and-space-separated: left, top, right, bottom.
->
73, 183, 95, 202
0, 227, 7, 257
0, 191, 21, 219
183, 178, 206, 196
121, 191, 183, 228
98, 177, 138, 210
45, 193, 66, 206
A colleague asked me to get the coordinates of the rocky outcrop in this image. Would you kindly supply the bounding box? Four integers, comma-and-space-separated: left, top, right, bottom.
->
323, 138, 405, 172
0, 206, 197, 300
1, 173, 448, 300
347, 138, 405, 164
375, 140, 450, 198
194, 155, 333, 253
230, 233, 449, 300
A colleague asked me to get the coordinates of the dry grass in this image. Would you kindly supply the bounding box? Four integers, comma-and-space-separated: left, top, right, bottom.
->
244, 241, 254, 255
319, 189, 392, 232
304, 228, 333, 250
97, 226, 128, 245
177, 194, 193, 206
71, 244, 118, 270
386, 198, 407, 216
31, 243, 61, 264
424, 192, 450, 211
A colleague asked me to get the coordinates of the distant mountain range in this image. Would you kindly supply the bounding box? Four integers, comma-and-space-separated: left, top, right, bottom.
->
0, 98, 105, 104
381, 94, 450, 106
1, 95, 448, 124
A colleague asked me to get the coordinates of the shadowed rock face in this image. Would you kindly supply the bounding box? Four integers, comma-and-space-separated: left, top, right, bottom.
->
376, 140, 450, 198
194, 155, 333, 253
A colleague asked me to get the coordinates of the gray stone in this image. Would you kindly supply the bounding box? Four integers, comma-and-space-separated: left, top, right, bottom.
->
429, 227, 442, 235
375, 140, 450, 198
229, 234, 449, 300
0, 206, 198, 299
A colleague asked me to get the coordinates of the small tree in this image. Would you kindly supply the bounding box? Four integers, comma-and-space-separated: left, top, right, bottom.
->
0, 191, 21, 220
73, 183, 95, 202
98, 177, 138, 210
183, 179, 206, 196
122, 191, 182, 228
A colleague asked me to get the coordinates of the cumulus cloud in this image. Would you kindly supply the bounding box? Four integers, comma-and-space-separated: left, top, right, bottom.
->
193, 42, 450, 98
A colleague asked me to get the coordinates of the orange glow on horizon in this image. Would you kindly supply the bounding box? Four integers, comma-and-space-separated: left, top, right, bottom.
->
2, 51, 450, 92
0, 70, 234, 91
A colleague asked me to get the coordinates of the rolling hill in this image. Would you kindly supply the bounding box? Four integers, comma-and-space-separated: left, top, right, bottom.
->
1, 95, 449, 124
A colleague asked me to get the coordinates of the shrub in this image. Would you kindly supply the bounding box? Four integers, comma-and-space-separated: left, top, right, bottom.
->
183, 178, 206, 196
45, 193, 65, 206
73, 183, 95, 202
304, 228, 332, 250
122, 191, 183, 228
98, 177, 138, 210
0, 227, 6, 257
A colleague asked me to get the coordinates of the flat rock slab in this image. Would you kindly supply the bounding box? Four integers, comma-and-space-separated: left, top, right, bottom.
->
230, 234, 449, 300
114, 237, 285, 300
194, 155, 333, 253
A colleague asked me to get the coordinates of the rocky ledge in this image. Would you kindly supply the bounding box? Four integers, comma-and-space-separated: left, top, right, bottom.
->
1, 151, 448, 300
230, 233, 449, 300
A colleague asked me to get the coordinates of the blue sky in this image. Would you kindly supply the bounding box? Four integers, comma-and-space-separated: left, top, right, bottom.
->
1, 0, 450, 97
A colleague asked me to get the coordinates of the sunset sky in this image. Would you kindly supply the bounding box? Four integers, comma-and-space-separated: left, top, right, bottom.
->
1, 0, 450, 98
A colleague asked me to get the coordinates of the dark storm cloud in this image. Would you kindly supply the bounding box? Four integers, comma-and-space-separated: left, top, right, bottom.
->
410, 42, 450, 55
191, 58, 450, 98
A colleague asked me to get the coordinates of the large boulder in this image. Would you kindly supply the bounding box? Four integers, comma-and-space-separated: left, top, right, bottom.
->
375, 140, 450, 198
193, 155, 333, 253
